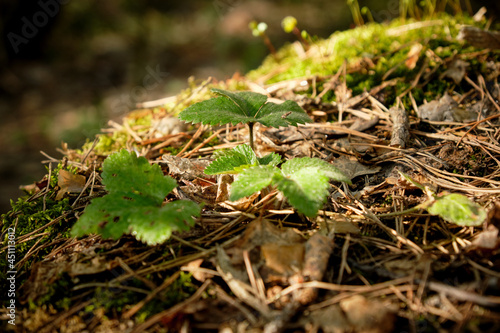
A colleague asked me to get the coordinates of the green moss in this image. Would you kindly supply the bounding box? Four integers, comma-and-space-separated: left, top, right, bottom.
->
83, 129, 132, 156
247, 13, 483, 108
135, 272, 197, 323
0, 163, 81, 305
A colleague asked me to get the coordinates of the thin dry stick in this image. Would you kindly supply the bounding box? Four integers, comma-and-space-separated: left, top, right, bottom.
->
355, 199, 424, 255
117, 257, 158, 291
300, 123, 378, 141
131, 279, 211, 333
243, 250, 266, 302
337, 234, 351, 284
42, 162, 53, 211
72, 170, 96, 208
122, 271, 181, 319
214, 284, 259, 325
272, 276, 413, 307
40, 300, 93, 333
170, 234, 207, 252
127, 235, 240, 280
478, 74, 500, 112
123, 120, 143, 142
183, 127, 226, 158
15, 213, 71, 244
176, 124, 205, 157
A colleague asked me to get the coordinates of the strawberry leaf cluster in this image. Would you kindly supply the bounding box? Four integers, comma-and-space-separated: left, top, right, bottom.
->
71, 149, 200, 245
206, 145, 351, 217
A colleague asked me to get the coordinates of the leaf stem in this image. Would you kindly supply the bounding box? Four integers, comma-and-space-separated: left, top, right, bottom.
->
248, 122, 255, 150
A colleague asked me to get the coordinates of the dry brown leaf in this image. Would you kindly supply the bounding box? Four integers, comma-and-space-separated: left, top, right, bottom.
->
471, 225, 499, 251
161, 155, 213, 180
216, 174, 233, 203
56, 170, 86, 200
331, 155, 381, 180
440, 59, 469, 84
417, 93, 475, 122
470, 202, 500, 251
219, 192, 260, 211
261, 243, 304, 275
308, 305, 350, 333
182, 259, 214, 282
458, 26, 500, 50
340, 295, 396, 333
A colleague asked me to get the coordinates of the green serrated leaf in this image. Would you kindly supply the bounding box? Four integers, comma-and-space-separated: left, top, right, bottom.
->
179, 88, 311, 128
229, 165, 277, 201
233, 144, 258, 165
281, 157, 352, 184
212, 88, 268, 117
204, 144, 258, 175
71, 149, 200, 245
70, 193, 131, 239
257, 152, 282, 166
102, 149, 177, 203
274, 167, 330, 217
256, 100, 312, 128
427, 193, 486, 226
131, 200, 200, 245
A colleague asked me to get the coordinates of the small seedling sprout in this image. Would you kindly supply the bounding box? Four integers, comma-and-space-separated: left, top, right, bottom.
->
179, 88, 311, 150
281, 16, 310, 50
249, 20, 277, 59
347, 0, 365, 26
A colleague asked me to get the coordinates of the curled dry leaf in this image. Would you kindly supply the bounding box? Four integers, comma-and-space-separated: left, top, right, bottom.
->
458, 26, 500, 50
417, 93, 472, 122
161, 155, 213, 181
471, 202, 500, 251
340, 295, 396, 333
440, 59, 469, 84
56, 170, 86, 200
261, 243, 304, 275
331, 155, 381, 180
405, 43, 423, 69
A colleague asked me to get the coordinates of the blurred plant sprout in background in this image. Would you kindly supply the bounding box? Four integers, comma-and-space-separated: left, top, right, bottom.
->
249, 20, 277, 59
281, 16, 310, 50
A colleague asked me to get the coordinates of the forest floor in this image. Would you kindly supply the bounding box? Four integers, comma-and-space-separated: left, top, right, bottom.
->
2, 11, 500, 333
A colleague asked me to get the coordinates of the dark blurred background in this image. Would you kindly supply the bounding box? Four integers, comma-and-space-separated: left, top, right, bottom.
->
1, 0, 498, 213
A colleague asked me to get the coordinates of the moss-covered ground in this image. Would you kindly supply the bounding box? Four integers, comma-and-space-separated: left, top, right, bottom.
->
2, 8, 500, 332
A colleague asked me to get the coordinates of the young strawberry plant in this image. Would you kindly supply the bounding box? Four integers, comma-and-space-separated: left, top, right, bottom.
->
205, 144, 351, 217
179, 89, 351, 217
179, 88, 311, 150
71, 149, 200, 245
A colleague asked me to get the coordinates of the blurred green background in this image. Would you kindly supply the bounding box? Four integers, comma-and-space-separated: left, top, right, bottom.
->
0, 0, 498, 213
